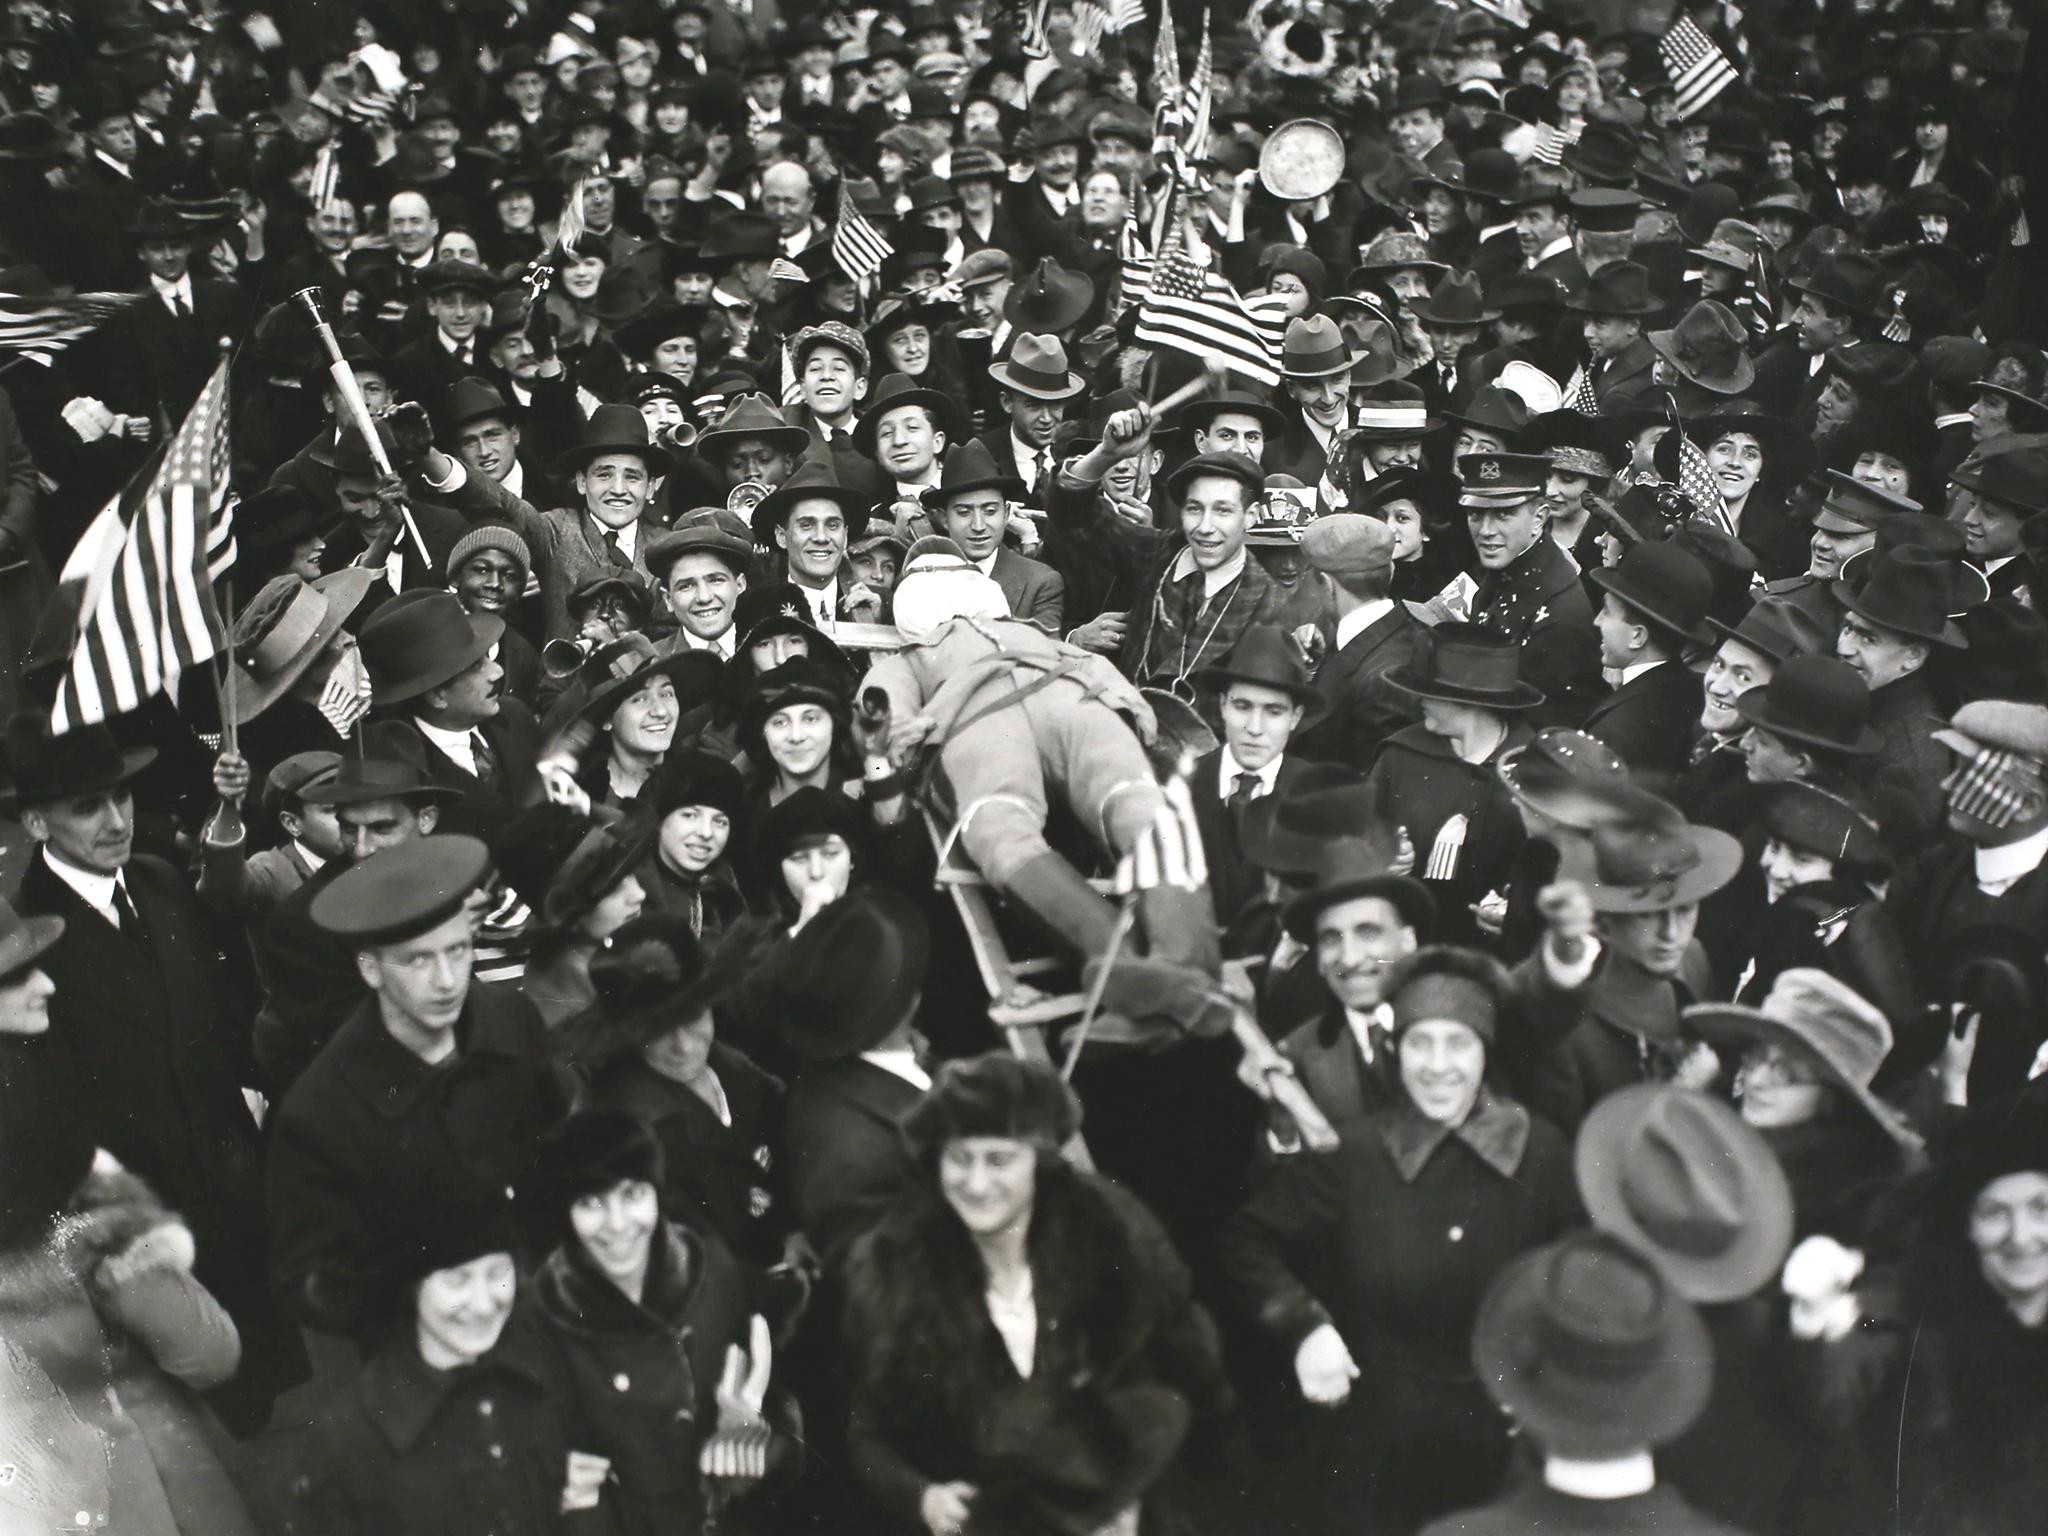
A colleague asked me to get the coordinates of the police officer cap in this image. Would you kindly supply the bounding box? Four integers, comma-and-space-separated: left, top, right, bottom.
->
310, 835, 493, 947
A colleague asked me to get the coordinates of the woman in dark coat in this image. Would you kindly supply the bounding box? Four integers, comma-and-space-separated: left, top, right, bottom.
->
636, 748, 752, 942
527, 1111, 799, 1536
1218, 947, 1581, 1536
842, 1054, 1234, 1536
571, 913, 796, 1275
1694, 399, 1816, 582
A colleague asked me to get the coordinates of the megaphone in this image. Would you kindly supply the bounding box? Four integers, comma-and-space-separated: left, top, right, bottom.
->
543, 637, 592, 678
656, 420, 700, 452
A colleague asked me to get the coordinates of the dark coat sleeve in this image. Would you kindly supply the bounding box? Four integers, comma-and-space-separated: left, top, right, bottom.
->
1216, 1150, 1342, 1355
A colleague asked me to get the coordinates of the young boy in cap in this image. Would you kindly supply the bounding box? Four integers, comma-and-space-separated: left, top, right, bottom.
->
1292, 513, 1421, 769
267, 835, 566, 1342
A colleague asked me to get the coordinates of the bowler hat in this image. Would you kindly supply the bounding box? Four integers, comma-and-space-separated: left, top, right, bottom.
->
1408, 272, 1499, 327
776, 888, 930, 1060
1831, 545, 1969, 648
358, 590, 505, 704
228, 569, 377, 725
1646, 300, 1755, 395
1473, 1231, 1712, 1457
1385, 622, 1544, 711
920, 438, 1023, 510
1589, 541, 1716, 645
1177, 391, 1286, 437
1496, 728, 1638, 830
1, 717, 155, 810
1566, 261, 1661, 317
1734, 654, 1881, 755
858, 372, 960, 457
749, 459, 873, 547
1389, 74, 1446, 113
556, 402, 676, 479
1277, 315, 1357, 379
441, 375, 522, 434
0, 113, 62, 163
312, 834, 494, 947
989, 332, 1085, 400
1193, 626, 1324, 719
1003, 258, 1095, 333
1559, 803, 1743, 911
1689, 970, 1921, 1148
1575, 1084, 1796, 1303
1282, 830, 1435, 942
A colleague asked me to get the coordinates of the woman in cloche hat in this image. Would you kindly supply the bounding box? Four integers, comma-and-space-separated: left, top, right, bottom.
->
525, 1110, 799, 1536
495, 804, 656, 1029
841, 1052, 1231, 1536
1220, 945, 1580, 1534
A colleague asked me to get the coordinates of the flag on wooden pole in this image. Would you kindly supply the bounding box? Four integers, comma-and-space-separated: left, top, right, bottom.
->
0, 291, 139, 367
1658, 17, 1739, 119
1128, 221, 1286, 385
49, 359, 234, 732
1181, 10, 1214, 167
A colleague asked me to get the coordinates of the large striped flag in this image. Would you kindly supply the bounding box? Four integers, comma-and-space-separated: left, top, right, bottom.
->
49, 360, 234, 732
0, 291, 139, 368
1658, 18, 1739, 119
831, 197, 894, 283
1151, 0, 1184, 156
1181, 11, 1214, 167
1128, 225, 1287, 385
1561, 365, 1600, 415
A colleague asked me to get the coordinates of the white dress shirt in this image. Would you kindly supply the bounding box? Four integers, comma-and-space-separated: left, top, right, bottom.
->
1343, 1003, 1395, 1065
1012, 430, 1053, 496
1216, 746, 1283, 803
682, 626, 737, 659
150, 273, 194, 316
41, 849, 129, 928
414, 718, 480, 775
1336, 598, 1395, 650
1975, 824, 2048, 896
859, 1047, 932, 1091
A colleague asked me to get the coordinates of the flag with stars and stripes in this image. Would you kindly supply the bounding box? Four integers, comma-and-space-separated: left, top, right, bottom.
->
48, 359, 235, 732
309, 142, 341, 207
0, 290, 138, 368
1151, 0, 1184, 156
1658, 17, 1738, 119
1671, 429, 1732, 534
1561, 365, 1600, 415
1129, 226, 1286, 385
830, 197, 894, 283
1531, 120, 1583, 166
1018, 0, 1051, 58
1181, 10, 1214, 167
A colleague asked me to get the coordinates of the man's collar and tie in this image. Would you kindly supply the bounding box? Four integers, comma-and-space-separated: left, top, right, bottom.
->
439, 329, 477, 367
1343, 1003, 1395, 1065
42, 848, 141, 935
150, 272, 194, 317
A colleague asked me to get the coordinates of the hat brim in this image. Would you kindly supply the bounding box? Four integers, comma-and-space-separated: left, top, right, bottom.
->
1407, 302, 1502, 326
1565, 292, 1664, 317
0, 744, 158, 812
1495, 746, 1631, 831
556, 439, 678, 479
920, 473, 1025, 511
1582, 825, 1745, 911
373, 612, 507, 705
1177, 397, 1289, 436
0, 912, 65, 976
1282, 871, 1436, 942
1828, 578, 1969, 648
855, 386, 961, 454
1279, 351, 1362, 380
1383, 664, 1546, 712
1586, 567, 1716, 647
1733, 689, 1882, 755
1471, 1240, 1713, 1457
1189, 667, 1328, 729
1573, 1083, 1796, 1303
988, 363, 1086, 400
1645, 329, 1755, 395
578, 648, 725, 727
1002, 283, 1094, 334
1683, 1008, 1923, 1149
1836, 547, 1988, 611
232, 568, 379, 726
750, 483, 875, 547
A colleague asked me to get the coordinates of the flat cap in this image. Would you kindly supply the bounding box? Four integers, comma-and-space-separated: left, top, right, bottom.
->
952, 247, 1014, 288
1302, 513, 1395, 581
310, 835, 493, 947
1935, 700, 2048, 765
262, 750, 341, 814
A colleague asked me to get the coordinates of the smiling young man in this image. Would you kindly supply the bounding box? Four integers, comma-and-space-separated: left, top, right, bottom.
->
748, 459, 877, 627
1461, 451, 1602, 724
920, 439, 1064, 632
976, 332, 1087, 502
646, 518, 754, 660
397, 258, 496, 397
856, 370, 955, 504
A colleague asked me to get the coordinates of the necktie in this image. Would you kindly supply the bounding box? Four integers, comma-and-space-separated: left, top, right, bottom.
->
470, 730, 498, 790
1037, 449, 1053, 488
1228, 770, 1260, 812
602, 529, 624, 566
112, 881, 145, 944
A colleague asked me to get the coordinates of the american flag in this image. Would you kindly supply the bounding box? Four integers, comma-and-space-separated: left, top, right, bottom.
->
1729, 244, 1777, 339
308, 143, 341, 208
1182, 10, 1214, 168
1659, 18, 1738, 119
831, 197, 894, 283
1151, 0, 1183, 157
50, 360, 235, 732
1672, 430, 1732, 534
1129, 226, 1287, 385
0, 291, 138, 368
1879, 284, 1912, 343
1531, 120, 1583, 167
1561, 365, 1600, 415
1071, 0, 1143, 54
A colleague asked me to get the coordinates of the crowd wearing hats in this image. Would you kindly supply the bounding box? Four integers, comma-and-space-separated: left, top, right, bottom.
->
4, 0, 2048, 1534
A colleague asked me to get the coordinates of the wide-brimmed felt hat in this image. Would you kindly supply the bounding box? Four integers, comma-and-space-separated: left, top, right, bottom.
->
1414, 146, 1521, 206
1789, 250, 1886, 317
1559, 803, 1744, 912
1968, 376, 2048, 425
298, 745, 464, 807
1733, 654, 1880, 755
776, 887, 930, 1060
1163, 451, 1265, 505
856, 371, 960, 456
440, 375, 524, 436
1281, 828, 1435, 941
228, 568, 377, 725
920, 438, 1024, 511
1705, 593, 1833, 661
555, 402, 676, 479
0, 717, 155, 811
697, 394, 813, 461
1575, 1084, 1795, 1304
1561, 121, 1640, 186
1953, 440, 2048, 514
358, 590, 505, 705
1384, 621, 1545, 711
1688, 970, 1921, 1148
1647, 300, 1755, 395
1588, 540, 1716, 646
990, 332, 1085, 400
1351, 230, 1450, 280
572, 913, 766, 1063
1176, 391, 1286, 437
1192, 625, 1325, 721
1473, 1230, 1712, 1457
1830, 545, 1970, 648
1278, 314, 1358, 379
1690, 218, 1770, 273
750, 459, 874, 547
1565, 260, 1662, 317
574, 633, 724, 725
1003, 257, 1095, 333
1838, 513, 1987, 613
1408, 272, 1499, 327
1495, 728, 1639, 830
1442, 385, 1531, 441
0, 895, 62, 978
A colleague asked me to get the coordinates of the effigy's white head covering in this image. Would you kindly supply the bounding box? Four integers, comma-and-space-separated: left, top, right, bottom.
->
891, 535, 1011, 642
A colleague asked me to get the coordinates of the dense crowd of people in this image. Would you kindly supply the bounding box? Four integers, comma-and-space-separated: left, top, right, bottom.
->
0, 0, 2046, 1532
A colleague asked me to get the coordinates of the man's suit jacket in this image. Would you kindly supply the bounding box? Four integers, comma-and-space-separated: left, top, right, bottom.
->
313, 498, 472, 618
1750, 331, 1816, 417
1590, 336, 1659, 415
989, 545, 1065, 633
394, 331, 489, 402
112, 276, 249, 422
1531, 245, 1590, 295
1579, 658, 1703, 784
1190, 750, 1314, 927
1267, 407, 1337, 486
1276, 1004, 1403, 1143
784, 1057, 924, 1268
1293, 602, 1422, 771
973, 427, 1057, 508
366, 700, 544, 841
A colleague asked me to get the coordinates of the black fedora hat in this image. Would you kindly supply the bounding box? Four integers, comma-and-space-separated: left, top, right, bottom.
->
1281, 830, 1435, 942
1409, 272, 1499, 327
1831, 545, 1969, 648
775, 887, 930, 1060
1733, 654, 1881, 755
1176, 391, 1286, 437
556, 402, 676, 479
440, 375, 523, 434
920, 438, 1024, 511
855, 371, 960, 456
1192, 625, 1326, 722
0, 895, 62, 977
1, 717, 155, 811
1384, 622, 1544, 711
1003, 257, 1095, 333
297, 749, 462, 808
1588, 540, 1717, 645
749, 459, 874, 547
1565, 260, 1662, 317
357, 590, 505, 705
